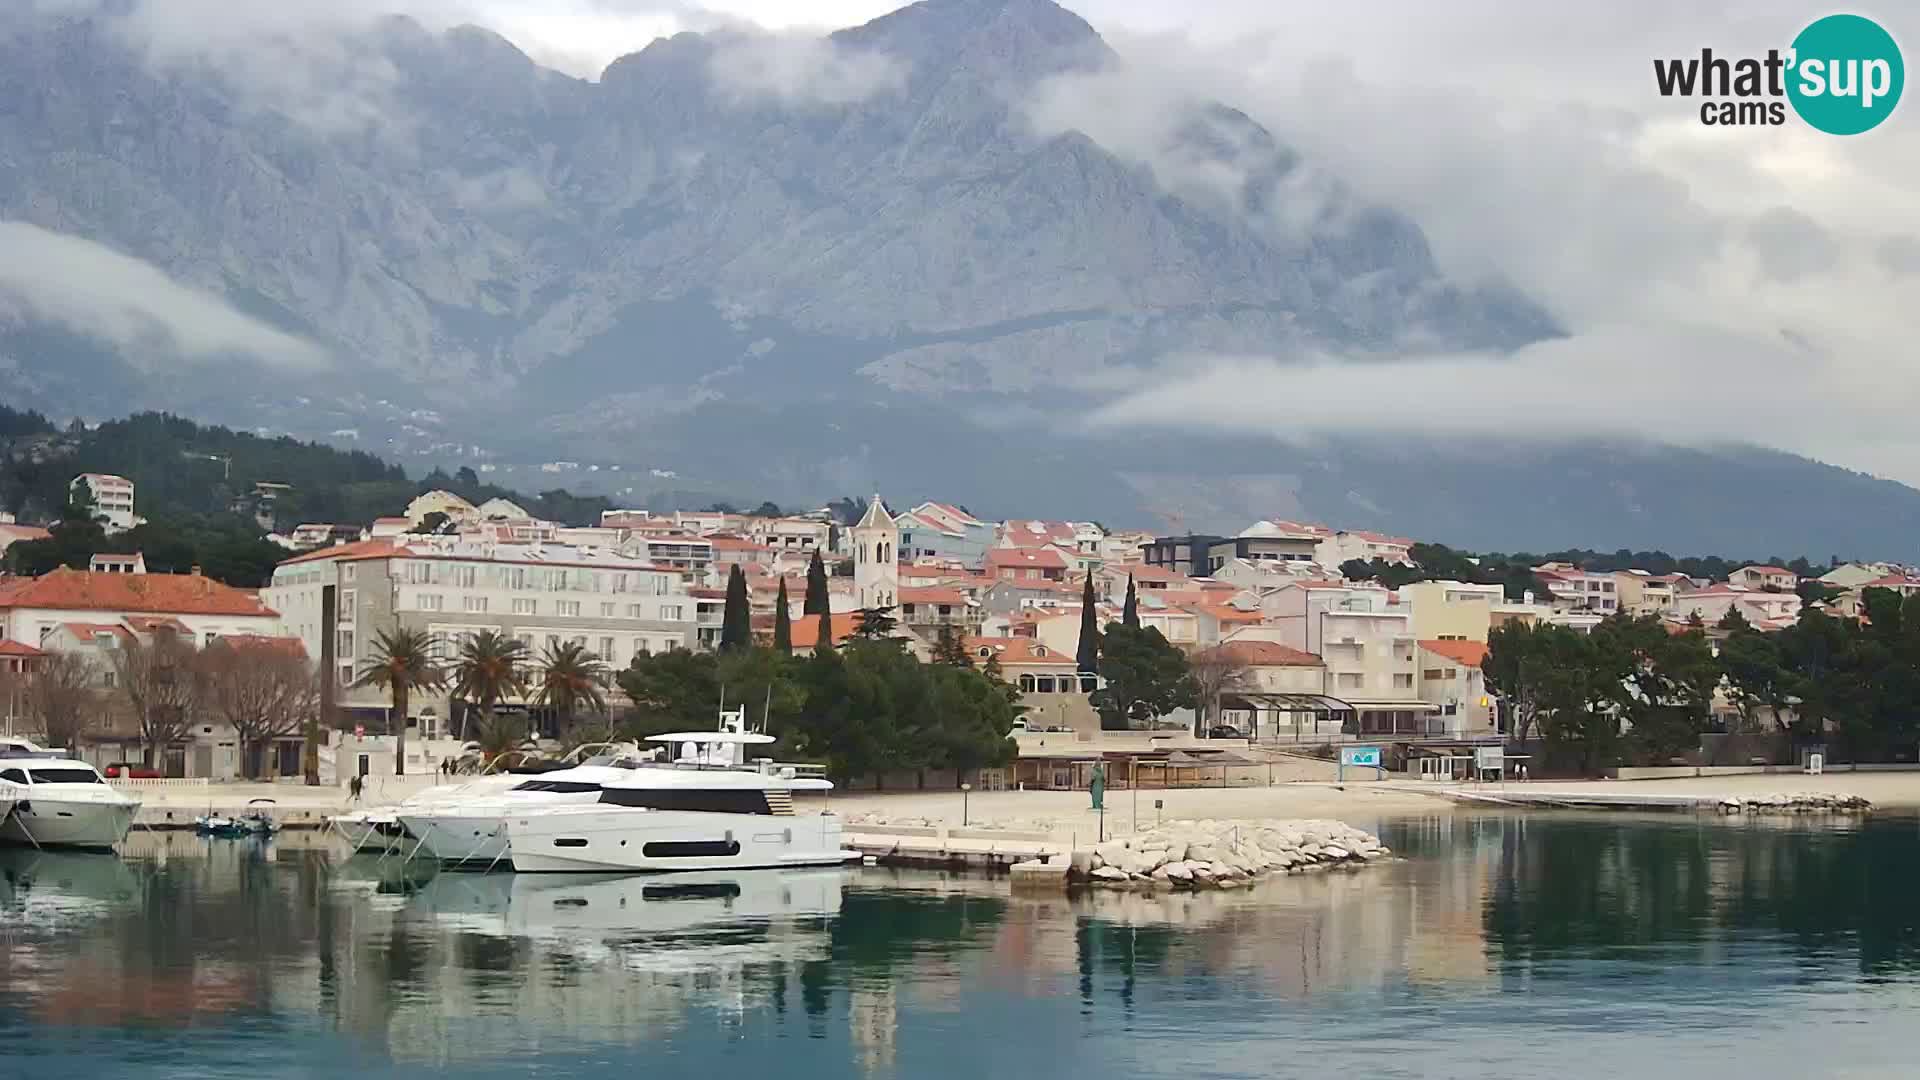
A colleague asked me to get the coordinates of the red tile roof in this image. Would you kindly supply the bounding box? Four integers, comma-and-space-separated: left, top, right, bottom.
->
1187, 603, 1263, 624
1418, 639, 1490, 668
1217, 641, 1322, 667
900, 586, 968, 606
0, 568, 277, 618
0, 639, 47, 657
987, 546, 1071, 569
215, 634, 309, 658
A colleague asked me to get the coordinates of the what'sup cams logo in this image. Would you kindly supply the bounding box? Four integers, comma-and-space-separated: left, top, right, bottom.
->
1655, 13, 1903, 133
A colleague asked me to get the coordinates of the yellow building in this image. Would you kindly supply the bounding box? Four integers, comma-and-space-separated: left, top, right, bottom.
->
1401, 580, 1501, 643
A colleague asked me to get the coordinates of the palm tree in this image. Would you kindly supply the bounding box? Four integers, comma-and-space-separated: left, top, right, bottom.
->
450, 630, 529, 741
531, 640, 608, 737
352, 627, 446, 776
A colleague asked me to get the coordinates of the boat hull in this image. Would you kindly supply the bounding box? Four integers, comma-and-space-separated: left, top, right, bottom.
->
505, 808, 857, 874
0, 794, 140, 850
398, 792, 605, 867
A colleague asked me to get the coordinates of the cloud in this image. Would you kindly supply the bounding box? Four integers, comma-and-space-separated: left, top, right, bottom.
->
1021, 3, 1920, 485
449, 166, 551, 211
0, 221, 330, 372
707, 31, 907, 106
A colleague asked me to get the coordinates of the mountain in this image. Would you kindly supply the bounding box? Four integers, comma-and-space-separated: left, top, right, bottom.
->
2, 0, 1918, 558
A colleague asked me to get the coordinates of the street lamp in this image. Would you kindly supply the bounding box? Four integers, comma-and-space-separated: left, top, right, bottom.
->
961, 782, 972, 826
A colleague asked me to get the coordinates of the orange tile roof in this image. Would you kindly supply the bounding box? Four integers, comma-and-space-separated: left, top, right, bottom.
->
1418, 639, 1490, 668
963, 636, 1078, 666
1217, 641, 1322, 667
0, 639, 48, 657
278, 538, 408, 565
1188, 603, 1263, 624
790, 612, 862, 649
0, 568, 277, 618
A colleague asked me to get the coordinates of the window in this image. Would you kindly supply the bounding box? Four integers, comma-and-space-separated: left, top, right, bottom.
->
0, 768, 28, 784
455, 565, 477, 588
1019, 674, 1037, 693
465, 596, 488, 613
613, 574, 628, 594
1036, 676, 1057, 693
546, 569, 569, 592
513, 598, 537, 616
339, 590, 356, 622
600, 602, 616, 617
546, 634, 561, 650
337, 629, 355, 658
29, 768, 103, 784
655, 577, 670, 596
556, 600, 581, 617
1338, 673, 1364, 689
661, 605, 684, 621
627, 604, 644, 619
1392, 673, 1413, 689
338, 663, 354, 687
342, 563, 357, 582
599, 636, 614, 659
1423, 668, 1445, 680
418, 593, 444, 612
103, 670, 117, 689
507, 567, 527, 590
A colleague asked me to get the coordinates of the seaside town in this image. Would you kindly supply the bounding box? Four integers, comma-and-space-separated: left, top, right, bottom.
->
7, 464, 1917, 800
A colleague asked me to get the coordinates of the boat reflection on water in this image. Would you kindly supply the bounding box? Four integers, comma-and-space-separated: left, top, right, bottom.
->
0, 846, 139, 925
411, 868, 845, 962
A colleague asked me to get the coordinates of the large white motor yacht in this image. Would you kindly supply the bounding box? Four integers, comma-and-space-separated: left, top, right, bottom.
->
0, 756, 142, 850
502, 731, 857, 874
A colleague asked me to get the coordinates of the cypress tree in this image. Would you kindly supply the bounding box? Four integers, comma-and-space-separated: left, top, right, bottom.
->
1076, 571, 1100, 673
773, 579, 793, 655
720, 564, 752, 652
1123, 573, 1140, 629
805, 549, 831, 617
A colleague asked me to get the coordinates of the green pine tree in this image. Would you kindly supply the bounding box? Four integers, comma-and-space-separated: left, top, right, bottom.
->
1122, 574, 1140, 629
773, 579, 793, 655
805, 549, 831, 617
1076, 571, 1101, 673
720, 564, 752, 653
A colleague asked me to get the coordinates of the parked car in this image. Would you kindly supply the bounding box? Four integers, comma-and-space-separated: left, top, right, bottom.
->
103, 762, 161, 779
1207, 725, 1247, 740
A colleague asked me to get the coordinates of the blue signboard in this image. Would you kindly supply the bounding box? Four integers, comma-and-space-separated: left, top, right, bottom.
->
1340, 746, 1382, 768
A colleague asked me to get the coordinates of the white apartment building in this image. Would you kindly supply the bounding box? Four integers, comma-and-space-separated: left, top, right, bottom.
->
71, 473, 136, 532
265, 537, 697, 728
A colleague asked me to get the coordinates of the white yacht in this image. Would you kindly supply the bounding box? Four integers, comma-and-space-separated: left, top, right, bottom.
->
502, 731, 857, 874
0, 756, 142, 850
395, 757, 648, 868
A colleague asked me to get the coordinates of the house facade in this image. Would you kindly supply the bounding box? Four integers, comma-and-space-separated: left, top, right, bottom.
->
72, 472, 136, 532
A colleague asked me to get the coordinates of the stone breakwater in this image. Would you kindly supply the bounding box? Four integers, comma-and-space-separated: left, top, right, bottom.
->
1070, 819, 1389, 889
1719, 792, 1872, 814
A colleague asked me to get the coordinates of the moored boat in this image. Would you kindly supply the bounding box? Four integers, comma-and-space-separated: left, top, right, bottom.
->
0, 756, 141, 850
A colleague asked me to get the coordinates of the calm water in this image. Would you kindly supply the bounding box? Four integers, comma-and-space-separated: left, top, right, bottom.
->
5, 814, 1919, 1079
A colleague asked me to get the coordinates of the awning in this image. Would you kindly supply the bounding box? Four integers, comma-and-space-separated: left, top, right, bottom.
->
1343, 700, 1439, 712
1223, 692, 1354, 712
1163, 750, 1255, 766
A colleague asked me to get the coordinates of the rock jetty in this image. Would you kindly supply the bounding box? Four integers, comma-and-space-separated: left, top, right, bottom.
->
1717, 792, 1871, 815
1070, 819, 1389, 889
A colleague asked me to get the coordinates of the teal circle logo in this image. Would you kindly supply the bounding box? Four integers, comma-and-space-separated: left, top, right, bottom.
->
1787, 14, 1904, 134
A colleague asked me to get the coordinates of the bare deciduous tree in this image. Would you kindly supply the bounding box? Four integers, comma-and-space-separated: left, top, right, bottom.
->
110, 629, 202, 765
202, 639, 319, 779
21, 653, 101, 751
1187, 645, 1254, 737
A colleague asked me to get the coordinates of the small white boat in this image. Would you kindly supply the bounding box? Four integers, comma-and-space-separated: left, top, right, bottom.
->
0, 756, 142, 850
196, 798, 280, 838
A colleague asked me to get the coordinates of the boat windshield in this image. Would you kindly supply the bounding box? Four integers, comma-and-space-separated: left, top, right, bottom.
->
28, 768, 104, 784
508, 780, 603, 793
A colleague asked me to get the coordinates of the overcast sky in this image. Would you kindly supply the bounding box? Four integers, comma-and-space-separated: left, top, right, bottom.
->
16, 0, 1919, 486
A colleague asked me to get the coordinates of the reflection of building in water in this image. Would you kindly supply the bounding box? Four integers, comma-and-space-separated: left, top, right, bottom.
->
850, 982, 898, 1076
